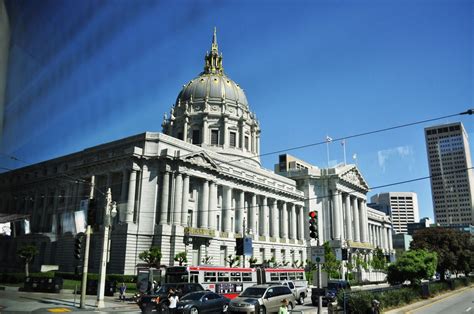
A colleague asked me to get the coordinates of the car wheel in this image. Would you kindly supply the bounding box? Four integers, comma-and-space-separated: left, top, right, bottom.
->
222, 304, 228, 313
298, 294, 305, 305
189, 307, 199, 314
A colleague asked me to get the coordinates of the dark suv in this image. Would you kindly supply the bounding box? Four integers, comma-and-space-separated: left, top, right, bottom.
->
137, 283, 204, 313
311, 280, 351, 306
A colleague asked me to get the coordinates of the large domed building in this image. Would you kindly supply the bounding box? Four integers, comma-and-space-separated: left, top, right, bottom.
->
0, 30, 307, 275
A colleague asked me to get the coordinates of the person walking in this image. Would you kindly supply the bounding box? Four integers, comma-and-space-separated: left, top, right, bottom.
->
168, 289, 179, 314
119, 282, 126, 301
278, 299, 289, 314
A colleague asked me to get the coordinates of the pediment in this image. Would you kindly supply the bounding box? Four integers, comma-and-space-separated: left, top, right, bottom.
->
183, 151, 220, 171
339, 166, 369, 191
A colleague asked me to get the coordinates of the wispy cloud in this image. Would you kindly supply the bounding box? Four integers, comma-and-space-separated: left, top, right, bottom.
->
377, 146, 414, 173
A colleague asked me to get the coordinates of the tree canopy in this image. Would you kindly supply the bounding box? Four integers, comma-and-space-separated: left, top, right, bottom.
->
138, 246, 162, 267
410, 227, 472, 279
322, 242, 342, 279
387, 249, 437, 286
17, 244, 39, 277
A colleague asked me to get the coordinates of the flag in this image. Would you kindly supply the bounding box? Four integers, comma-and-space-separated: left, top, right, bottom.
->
326, 136, 333, 143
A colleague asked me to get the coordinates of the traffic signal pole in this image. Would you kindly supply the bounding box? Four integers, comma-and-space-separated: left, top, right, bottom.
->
317, 239, 322, 314
80, 225, 91, 309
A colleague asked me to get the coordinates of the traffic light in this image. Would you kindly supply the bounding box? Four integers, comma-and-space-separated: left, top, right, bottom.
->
87, 198, 97, 227
74, 233, 85, 260
342, 248, 348, 261
308, 211, 318, 239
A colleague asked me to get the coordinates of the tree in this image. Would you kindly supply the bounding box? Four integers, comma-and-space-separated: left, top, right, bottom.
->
322, 242, 341, 279
248, 256, 258, 266
225, 254, 240, 267
201, 256, 213, 264
411, 227, 471, 280
387, 249, 437, 286
139, 246, 162, 268
371, 247, 387, 270
17, 244, 38, 277
174, 252, 188, 266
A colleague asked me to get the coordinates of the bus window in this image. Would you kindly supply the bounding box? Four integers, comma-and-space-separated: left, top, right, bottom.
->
279, 273, 288, 281
204, 272, 217, 282
242, 273, 252, 282
270, 273, 279, 281
230, 272, 241, 282
190, 271, 199, 283
289, 272, 296, 280
165, 273, 189, 283
218, 272, 229, 282
296, 273, 304, 280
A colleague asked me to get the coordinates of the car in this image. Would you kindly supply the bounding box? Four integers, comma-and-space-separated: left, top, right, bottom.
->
175, 291, 230, 313
311, 280, 351, 307
137, 283, 205, 313
266, 280, 308, 305
228, 284, 296, 314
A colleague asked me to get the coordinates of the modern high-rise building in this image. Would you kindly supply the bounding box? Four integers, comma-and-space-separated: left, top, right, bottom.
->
370, 192, 419, 234
425, 122, 474, 226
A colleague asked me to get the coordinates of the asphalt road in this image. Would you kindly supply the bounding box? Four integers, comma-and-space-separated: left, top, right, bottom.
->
409, 287, 474, 314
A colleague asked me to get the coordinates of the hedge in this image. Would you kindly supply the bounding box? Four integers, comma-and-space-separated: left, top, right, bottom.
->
1, 272, 137, 284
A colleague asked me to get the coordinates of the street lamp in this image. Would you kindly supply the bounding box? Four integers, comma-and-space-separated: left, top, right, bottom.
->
96, 188, 117, 308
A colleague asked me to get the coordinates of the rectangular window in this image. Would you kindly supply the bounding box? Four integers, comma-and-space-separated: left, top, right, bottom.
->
211, 130, 219, 145
242, 272, 252, 282
192, 130, 200, 144
245, 136, 249, 150
230, 132, 236, 147
177, 132, 183, 140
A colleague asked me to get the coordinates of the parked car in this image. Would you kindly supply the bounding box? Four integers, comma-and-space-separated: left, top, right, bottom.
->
176, 291, 230, 313
228, 284, 296, 314
311, 280, 351, 307
267, 280, 308, 305
137, 283, 205, 313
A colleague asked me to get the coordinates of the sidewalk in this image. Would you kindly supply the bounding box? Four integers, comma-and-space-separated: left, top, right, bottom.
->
384, 285, 474, 314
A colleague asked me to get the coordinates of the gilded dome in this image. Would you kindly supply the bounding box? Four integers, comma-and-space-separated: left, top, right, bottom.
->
177, 73, 248, 107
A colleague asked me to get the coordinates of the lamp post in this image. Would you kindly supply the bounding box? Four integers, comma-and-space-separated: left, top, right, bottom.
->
96, 188, 117, 308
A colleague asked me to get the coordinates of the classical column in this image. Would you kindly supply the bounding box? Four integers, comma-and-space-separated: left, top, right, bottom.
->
208, 181, 218, 229
223, 186, 232, 232
173, 173, 183, 225
352, 197, 360, 242
180, 175, 190, 226
281, 202, 288, 239
332, 191, 341, 240
249, 194, 257, 235
120, 170, 129, 222
382, 225, 388, 250
298, 205, 304, 240
159, 171, 170, 224
236, 190, 245, 234
290, 203, 296, 240
202, 116, 208, 145
126, 170, 137, 223
270, 199, 278, 238
358, 199, 366, 242
183, 117, 189, 142
362, 200, 369, 243
261, 196, 269, 237
388, 228, 393, 250
337, 192, 344, 240
200, 180, 209, 228
344, 194, 352, 241
222, 116, 228, 148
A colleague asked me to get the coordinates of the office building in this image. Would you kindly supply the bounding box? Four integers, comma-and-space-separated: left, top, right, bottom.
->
370, 192, 419, 234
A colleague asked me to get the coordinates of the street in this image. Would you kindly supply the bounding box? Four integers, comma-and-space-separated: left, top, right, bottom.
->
408, 287, 474, 314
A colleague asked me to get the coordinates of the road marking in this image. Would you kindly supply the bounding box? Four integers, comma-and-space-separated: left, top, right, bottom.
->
47, 308, 72, 312
466, 307, 472, 312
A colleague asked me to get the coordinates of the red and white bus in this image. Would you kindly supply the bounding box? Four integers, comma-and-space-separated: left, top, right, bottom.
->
164, 265, 306, 299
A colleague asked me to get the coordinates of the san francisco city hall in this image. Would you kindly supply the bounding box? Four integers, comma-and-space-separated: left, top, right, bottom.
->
0, 31, 392, 276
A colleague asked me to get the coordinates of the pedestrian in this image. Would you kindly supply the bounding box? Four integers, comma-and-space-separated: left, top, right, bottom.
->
119, 282, 126, 301
168, 289, 179, 314
278, 298, 289, 314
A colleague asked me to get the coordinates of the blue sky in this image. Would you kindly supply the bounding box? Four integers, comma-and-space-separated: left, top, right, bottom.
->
2, 0, 473, 221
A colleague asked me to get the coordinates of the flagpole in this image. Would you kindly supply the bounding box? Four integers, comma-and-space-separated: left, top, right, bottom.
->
326, 136, 330, 168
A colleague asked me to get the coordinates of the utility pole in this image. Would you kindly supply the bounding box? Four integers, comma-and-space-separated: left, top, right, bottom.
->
317, 239, 323, 314
80, 225, 91, 308
96, 188, 117, 308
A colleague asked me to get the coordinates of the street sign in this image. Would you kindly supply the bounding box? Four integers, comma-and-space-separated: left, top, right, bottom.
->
311, 247, 325, 263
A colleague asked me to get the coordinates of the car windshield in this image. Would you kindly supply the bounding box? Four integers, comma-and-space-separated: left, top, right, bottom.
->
181, 292, 206, 301
240, 287, 267, 297
156, 285, 176, 294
